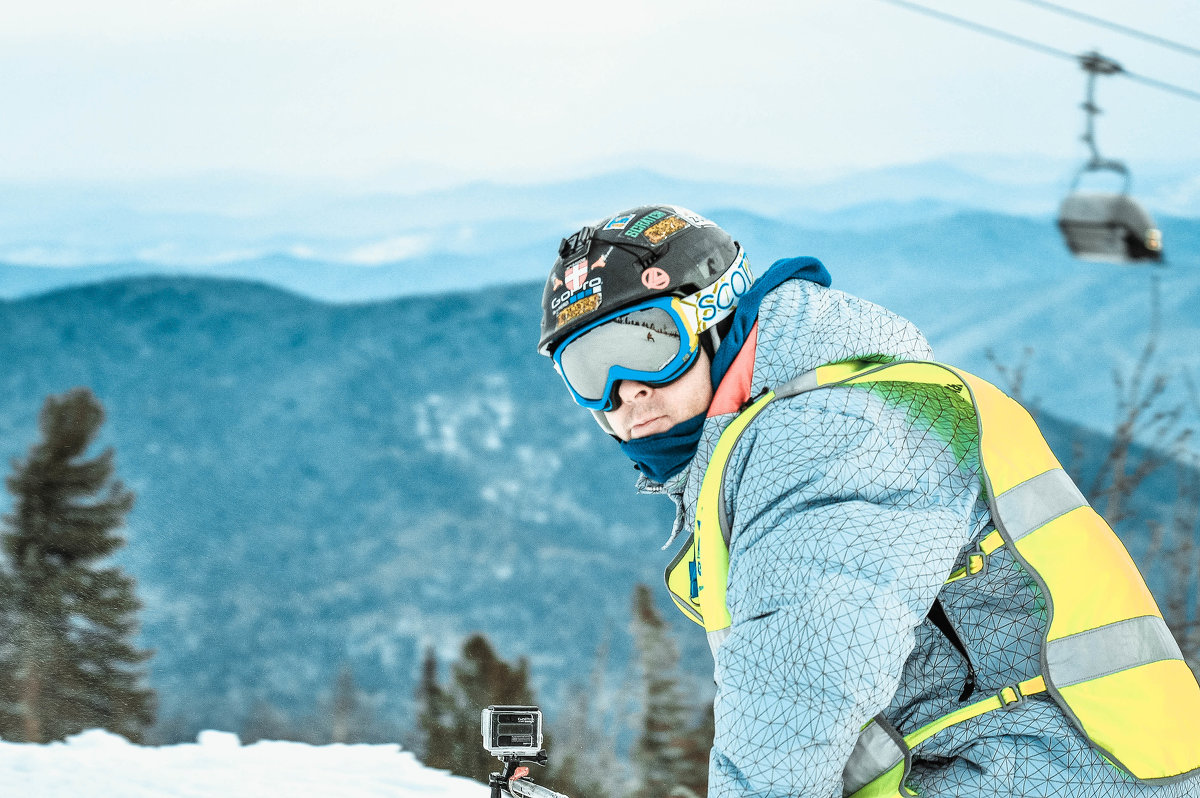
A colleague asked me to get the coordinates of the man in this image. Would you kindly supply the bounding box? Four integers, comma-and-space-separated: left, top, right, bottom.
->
537, 205, 1200, 798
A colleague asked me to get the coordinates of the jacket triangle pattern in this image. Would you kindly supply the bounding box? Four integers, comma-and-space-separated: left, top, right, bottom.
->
648, 273, 1200, 798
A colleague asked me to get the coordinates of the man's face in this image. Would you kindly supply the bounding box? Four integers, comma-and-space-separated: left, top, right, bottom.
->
602, 348, 714, 441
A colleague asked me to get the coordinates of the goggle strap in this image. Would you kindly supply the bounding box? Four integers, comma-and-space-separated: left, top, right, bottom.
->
673, 246, 751, 338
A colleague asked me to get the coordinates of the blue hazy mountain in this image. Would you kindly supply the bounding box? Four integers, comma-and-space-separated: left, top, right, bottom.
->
0, 277, 683, 733
5, 174, 1200, 447
4, 157, 1198, 296
0, 272, 1194, 739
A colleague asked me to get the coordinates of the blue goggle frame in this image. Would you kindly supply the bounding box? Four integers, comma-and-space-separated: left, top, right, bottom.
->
551, 295, 700, 412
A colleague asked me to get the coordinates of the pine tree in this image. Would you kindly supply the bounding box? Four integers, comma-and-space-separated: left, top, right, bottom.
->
630, 584, 697, 798
0, 565, 20, 736
321, 663, 391, 744
450, 634, 539, 781
547, 638, 628, 798
676, 702, 714, 798
329, 664, 360, 744
414, 635, 539, 780
415, 646, 455, 769
0, 388, 155, 743
240, 698, 301, 743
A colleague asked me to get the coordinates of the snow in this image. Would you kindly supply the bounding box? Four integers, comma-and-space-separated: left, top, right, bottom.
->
0, 729, 491, 798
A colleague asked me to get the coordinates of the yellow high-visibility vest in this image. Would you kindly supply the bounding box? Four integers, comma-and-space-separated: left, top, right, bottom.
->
665, 360, 1200, 796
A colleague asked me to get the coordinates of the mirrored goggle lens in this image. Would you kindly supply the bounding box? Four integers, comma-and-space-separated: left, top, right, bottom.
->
558, 307, 684, 402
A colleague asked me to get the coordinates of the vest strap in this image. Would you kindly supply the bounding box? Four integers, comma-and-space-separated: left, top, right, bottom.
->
842, 715, 907, 796
845, 676, 1048, 797
907, 675, 1048, 749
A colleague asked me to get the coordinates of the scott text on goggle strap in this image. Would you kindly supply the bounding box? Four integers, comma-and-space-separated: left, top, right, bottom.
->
676, 254, 753, 331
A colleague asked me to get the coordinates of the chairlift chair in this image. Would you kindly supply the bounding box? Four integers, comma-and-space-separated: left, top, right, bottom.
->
1057, 168, 1163, 264
1056, 51, 1163, 264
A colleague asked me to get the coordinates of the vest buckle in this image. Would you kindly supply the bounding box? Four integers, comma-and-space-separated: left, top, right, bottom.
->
966, 549, 988, 579
951, 530, 1001, 584
945, 548, 988, 585
999, 683, 1026, 710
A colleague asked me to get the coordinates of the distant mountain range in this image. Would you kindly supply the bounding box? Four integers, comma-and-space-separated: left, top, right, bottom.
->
3, 157, 1197, 279
0, 274, 1195, 740
4, 170, 1200, 447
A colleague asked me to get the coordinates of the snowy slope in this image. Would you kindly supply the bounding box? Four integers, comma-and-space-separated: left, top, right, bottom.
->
0, 730, 489, 798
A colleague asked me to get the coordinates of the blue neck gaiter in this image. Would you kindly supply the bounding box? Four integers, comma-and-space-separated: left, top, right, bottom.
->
615, 255, 832, 485
617, 411, 707, 484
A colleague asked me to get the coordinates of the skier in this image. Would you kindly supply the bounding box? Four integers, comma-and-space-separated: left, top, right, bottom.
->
536, 205, 1200, 798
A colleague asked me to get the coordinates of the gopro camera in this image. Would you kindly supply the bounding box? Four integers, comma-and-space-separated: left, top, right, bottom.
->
481, 705, 543, 758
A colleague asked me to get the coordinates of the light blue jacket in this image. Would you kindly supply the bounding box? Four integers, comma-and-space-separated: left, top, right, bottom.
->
646, 277, 1199, 798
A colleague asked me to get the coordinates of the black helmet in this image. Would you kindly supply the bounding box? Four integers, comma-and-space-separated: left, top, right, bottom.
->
537, 205, 742, 356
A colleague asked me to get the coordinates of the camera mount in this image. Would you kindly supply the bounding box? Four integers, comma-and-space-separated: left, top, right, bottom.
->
488, 751, 549, 798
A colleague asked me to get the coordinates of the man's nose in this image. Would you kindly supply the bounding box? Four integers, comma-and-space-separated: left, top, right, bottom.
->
616, 380, 652, 404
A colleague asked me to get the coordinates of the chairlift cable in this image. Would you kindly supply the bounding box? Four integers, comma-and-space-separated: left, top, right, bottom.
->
1121, 70, 1200, 103
872, 0, 1076, 60
869, 0, 1171, 265
1007, 0, 1200, 60
871, 0, 1200, 103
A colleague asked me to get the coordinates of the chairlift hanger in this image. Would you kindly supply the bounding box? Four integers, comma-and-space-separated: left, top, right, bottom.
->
1070, 51, 1129, 194
1058, 51, 1164, 265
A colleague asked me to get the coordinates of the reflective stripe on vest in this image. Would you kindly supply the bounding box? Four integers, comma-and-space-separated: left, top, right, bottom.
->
663, 359, 1200, 792
665, 388, 776, 657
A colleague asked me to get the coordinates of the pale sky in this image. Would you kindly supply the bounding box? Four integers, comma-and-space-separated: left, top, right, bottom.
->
2, 0, 1198, 185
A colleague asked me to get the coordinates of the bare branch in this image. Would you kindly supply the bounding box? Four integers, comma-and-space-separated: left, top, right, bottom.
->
985, 346, 1037, 410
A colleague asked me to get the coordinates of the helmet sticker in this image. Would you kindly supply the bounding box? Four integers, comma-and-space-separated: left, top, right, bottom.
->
550, 275, 602, 313
550, 247, 611, 322
622, 209, 669, 239
641, 266, 671, 290
561, 245, 611, 292
667, 206, 715, 228
603, 213, 635, 231
556, 293, 601, 328
564, 258, 589, 292
643, 215, 687, 246
591, 246, 612, 270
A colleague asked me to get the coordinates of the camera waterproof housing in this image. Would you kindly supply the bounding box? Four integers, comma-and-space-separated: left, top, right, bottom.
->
481, 705, 543, 759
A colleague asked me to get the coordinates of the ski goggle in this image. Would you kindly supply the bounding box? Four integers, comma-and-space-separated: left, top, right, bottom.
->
551, 246, 751, 411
